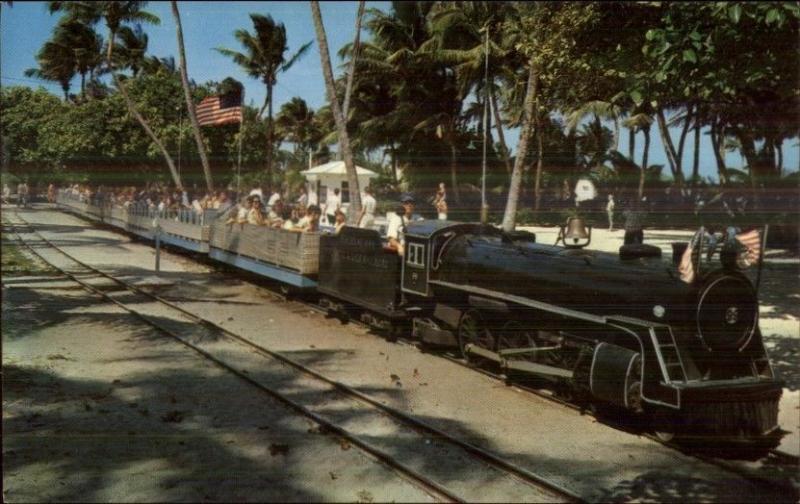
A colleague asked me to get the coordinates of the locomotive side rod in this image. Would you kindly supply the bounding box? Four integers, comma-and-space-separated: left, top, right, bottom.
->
8, 211, 583, 503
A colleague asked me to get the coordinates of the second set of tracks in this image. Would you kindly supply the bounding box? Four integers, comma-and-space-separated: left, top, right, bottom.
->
4, 210, 583, 503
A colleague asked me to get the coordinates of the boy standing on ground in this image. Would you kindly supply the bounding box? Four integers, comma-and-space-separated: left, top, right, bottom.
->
606, 194, 615, 231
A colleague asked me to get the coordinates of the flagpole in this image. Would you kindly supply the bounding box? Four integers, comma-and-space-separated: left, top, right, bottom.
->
236, 91, 245, 200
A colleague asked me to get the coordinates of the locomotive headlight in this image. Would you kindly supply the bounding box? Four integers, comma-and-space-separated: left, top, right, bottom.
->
653, 305, 666, 318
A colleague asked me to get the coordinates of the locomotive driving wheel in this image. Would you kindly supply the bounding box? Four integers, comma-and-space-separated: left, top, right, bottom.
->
457, 309, 496, 364
496, 321, 539, 361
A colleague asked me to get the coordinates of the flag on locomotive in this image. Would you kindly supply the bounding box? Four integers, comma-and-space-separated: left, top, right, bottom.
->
679, 227, 763, 284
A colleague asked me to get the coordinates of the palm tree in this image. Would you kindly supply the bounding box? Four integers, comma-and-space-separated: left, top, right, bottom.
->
25, 39, 76, 100
171, 0, 213, 192
115, 23, 148, 76
342, 0, 365, 120
48, 1, 184, 189
623, 111, 654, 200
424, 1, 515, 174
215, 14, 312, 192
141, 55, 177, 75
275, 97, 321, 164
52, 19, 103, 99
310, 1, 361, 224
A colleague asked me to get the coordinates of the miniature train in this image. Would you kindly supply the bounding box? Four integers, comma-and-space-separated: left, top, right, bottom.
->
55, 191, 783, 447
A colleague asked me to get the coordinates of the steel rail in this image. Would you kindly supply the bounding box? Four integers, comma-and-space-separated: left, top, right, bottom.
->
6, 212, 581, 503
4, 218, 461, 504
30, 204, 800, 493
40, 204, 800, 480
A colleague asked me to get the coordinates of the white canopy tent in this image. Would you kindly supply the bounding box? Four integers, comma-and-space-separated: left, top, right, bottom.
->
301, 161, 378, 213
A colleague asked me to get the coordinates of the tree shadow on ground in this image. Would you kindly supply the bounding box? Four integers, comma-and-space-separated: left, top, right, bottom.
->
5, 247, 797, 502
762, 334, 800, 391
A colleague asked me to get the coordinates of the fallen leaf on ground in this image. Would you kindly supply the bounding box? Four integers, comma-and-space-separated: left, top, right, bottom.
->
339, 439, 351, 451
413, 368, 419, 378
161, 410, 184, 423
390, 374, 400, 382
329, 471, 338, 480
269, 443, 289, 456
47, 354, 68, 361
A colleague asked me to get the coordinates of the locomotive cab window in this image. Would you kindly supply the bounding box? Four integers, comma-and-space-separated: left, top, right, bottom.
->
407, 242, 425, 268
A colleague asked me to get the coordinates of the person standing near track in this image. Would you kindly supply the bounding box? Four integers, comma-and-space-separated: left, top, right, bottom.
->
325, 188, 341, 225
17, 181, 29, 208
606, 194, 616, 231
358, 186, 377, 229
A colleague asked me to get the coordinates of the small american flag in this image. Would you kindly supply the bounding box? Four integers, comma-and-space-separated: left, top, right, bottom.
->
196, 93, 242, 126
735, 228, 762, 266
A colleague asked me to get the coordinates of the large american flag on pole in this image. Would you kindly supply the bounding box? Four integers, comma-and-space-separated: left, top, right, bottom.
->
196, 93, 242, 126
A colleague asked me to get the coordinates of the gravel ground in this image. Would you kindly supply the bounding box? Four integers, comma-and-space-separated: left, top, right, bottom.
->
3, 205, 798, 502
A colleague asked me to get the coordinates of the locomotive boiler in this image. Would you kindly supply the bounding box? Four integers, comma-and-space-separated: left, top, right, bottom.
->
400, 221, 782, 445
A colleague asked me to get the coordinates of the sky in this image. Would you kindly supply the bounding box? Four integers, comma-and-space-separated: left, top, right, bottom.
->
1, 1, 797, 181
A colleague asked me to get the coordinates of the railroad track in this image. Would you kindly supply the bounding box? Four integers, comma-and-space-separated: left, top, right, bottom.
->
12, 207, 799, 499
4, 211, 581, 503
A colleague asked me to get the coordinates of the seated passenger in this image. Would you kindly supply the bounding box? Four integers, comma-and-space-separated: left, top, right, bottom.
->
281, 206, 298, 230
230, 196, 252, 225
386, 193, 416, 256
333, 209, 346, 235
291, 204, 321, 233
247, 198, 266, 225
267, 200, 284, 227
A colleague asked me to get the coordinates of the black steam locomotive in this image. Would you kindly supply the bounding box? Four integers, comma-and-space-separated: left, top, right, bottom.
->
319, 220, 782, 446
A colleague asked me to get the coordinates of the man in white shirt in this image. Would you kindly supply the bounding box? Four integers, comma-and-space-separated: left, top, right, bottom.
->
387, 193, 416, 256
358, 186, 377, 229
267, 189, 281, 209
249, 187, 263, 200
325, 188, 341, 225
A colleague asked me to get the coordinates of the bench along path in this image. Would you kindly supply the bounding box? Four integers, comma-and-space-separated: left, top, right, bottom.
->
8, 205, 799, 502
6, 211, 577, 503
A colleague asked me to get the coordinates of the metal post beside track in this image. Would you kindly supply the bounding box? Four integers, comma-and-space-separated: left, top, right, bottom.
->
155, 223, 161, 274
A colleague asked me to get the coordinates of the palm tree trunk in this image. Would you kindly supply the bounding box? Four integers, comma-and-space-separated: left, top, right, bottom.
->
710, 119, 728, 185
342, 0, 365, 120
258, 91, 269, 119
266, 82, 274, 193
691, 122, 700, 188
676, 105, 692, 183
655, 109, 681, 187
612, 117, 620, 152
449, 140, 459, 204
501, 61, 537, 232
172, 1, 213, 192
310, 1, 361, 224
390, 143, 398, 184
639, 127, 650, 201
628, 126, 636, 162
107, 27, 182, 189
777, 140, 783, 176
80, 72, 86, 99
533, 119, 544, 213
490, 87, 512, 174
